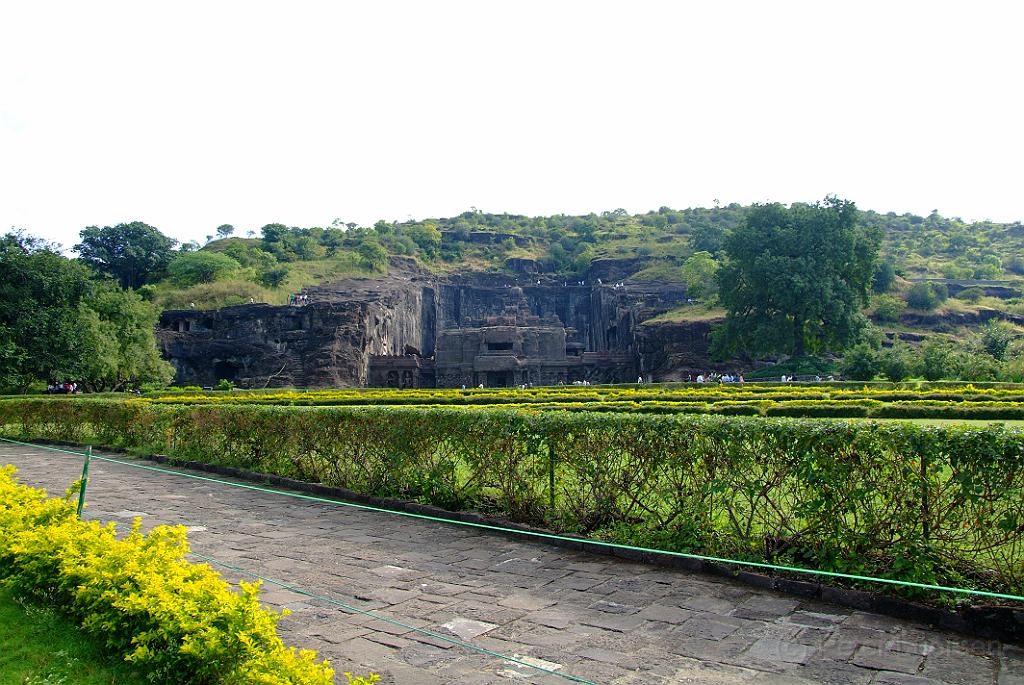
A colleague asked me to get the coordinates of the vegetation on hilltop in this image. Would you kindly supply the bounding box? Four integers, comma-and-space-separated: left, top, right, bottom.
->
4, 199, 1024, 389
125, 203, 1024, 318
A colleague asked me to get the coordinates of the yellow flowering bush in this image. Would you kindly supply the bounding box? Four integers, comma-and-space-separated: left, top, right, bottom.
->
0, 465, 334, 685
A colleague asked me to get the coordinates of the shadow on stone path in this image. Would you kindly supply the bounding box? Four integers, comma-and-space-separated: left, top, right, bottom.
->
2, 442, 1021, 685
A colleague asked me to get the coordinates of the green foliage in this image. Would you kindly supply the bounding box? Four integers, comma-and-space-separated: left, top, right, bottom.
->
840, 343, 880, 381
872, 294, 905, 322
0, 466, 334, 684
919, 338, 954, 381
168, 251, 240, 286
260, 266, 290, 288
679, 251, 718, 299
0, 233, 173, 391
906, 282, 948, 310
714, 198, 881, 357
357, 239, 388, 272
979, 320, 1016, 361
2, 402, 1021, 599
215, 224, 235, 239
872, 259, 897, 293
879, 339, 914, 382
955, 286, 986, 302
216, 379, 235, 391
76, 222, 177, 290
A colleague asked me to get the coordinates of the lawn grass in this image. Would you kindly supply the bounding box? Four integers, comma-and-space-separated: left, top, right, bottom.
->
0, 586, 148, 685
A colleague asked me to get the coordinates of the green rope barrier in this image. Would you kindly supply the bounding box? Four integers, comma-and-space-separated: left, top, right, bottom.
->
3, 437, 1023, 603
187, 551, 599, 685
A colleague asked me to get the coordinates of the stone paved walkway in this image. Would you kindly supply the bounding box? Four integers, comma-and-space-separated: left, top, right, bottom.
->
2, 442, 1021, 685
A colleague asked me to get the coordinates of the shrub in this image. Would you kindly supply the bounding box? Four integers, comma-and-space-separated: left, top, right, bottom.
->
840, 343, 879, 381
0, 466, 334, 685
980, 320, 1016, 361
880, 341, 914, 382
260, 266, 290, 288
872, 295, 905, 323
0, 400, 1021, 599
168, 252, 241, 287
906, 282, 942, 310
955, 286, 986, 303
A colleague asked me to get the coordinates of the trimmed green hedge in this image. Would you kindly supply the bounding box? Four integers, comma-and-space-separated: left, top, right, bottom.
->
1, 399, 1022, 601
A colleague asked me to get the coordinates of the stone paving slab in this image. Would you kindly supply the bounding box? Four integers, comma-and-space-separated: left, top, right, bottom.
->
1, 442, 1020, 685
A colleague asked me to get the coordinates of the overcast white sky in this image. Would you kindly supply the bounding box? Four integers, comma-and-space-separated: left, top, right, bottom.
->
2, 1, 1021, 249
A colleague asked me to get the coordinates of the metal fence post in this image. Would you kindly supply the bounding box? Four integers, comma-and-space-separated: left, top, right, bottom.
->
76, 445, 92, 519
921, 451, 930, 542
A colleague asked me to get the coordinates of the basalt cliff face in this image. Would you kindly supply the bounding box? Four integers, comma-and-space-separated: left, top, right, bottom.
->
157, 259, 715, 388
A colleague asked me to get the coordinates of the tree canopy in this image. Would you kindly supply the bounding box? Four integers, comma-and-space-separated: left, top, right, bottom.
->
713, 198, 881, 357
0, 232, 174, 391
76, 221, 177, 289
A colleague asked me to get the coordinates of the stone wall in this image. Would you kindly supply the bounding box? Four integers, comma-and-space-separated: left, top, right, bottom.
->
157, 263, 694, 388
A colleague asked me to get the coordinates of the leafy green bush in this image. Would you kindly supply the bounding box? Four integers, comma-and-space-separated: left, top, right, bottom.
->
0, 466, 333, 685
168, 251, 241, 287
872, 295, 905, 322
955, 286, 986, 302
906, 282, 947, 310
1, 400, 1021, 599
840, 343, 880, 381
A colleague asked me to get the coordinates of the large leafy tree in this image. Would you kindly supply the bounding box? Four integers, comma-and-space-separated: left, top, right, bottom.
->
0, 232, 174, 391
713, 198, 881, 357
76, 221, 177, 289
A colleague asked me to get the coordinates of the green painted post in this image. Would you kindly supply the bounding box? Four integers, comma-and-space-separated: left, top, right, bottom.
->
548, 442, 556, 516
76, 446, 92, 520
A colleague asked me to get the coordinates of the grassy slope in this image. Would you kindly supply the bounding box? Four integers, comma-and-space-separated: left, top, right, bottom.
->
0, 586, 148, 685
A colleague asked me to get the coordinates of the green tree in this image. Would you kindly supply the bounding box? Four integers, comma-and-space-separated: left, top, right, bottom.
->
357, 238, 389, 272
76, 222, 177, 289
714, 198, 881, 357
680, 251, 718, 299
840, 343, 880, 381
918, 338, 954, 380
879, 339, 913, 382
1, 233, 94, 388
872, 259, 897, 293
979, 320, 1015, 361
906, 282, 944, 310
872, 295, 905, 323
167, 251, 240, 286
0, 232, 173, 390
215, 224, 235, 239
260, 266, 289, 288
405, 222, 442, 259
78, 282, 175, 390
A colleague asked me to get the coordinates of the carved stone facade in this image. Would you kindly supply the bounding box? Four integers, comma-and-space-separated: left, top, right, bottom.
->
157, 259, 693, 389
369, 286, 638, 388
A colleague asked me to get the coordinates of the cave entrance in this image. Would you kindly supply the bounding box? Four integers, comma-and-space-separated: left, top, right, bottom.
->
486, 371, 513, 388
214, 361, 239, 381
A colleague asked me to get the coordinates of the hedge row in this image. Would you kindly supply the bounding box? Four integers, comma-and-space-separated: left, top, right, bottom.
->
139, 386, 1024, 408
0, 465, 334, 685
1, 398, 1022, 601
158, 397, 1024, 420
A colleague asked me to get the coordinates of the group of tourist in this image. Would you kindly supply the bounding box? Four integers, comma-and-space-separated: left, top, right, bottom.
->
288, 293, 309, 305
691, 372, 745, 384
45, 381, 79, 394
